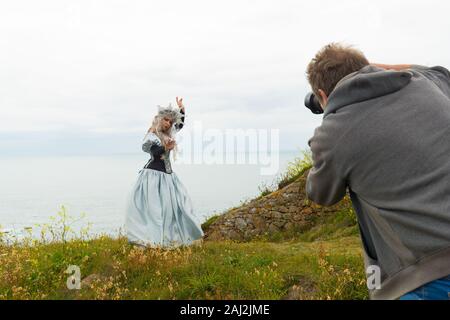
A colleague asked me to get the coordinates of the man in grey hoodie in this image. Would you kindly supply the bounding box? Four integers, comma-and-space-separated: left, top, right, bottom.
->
305, 43, 450, 300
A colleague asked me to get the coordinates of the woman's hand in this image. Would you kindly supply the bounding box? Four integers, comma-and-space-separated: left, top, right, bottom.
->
166, 138, 176, 150
176, 96, 185, 112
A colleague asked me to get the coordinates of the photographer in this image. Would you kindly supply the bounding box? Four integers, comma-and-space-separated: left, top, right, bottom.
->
305, 43, 450, 300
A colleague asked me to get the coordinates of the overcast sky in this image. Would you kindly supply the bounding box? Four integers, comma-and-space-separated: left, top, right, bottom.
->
1, 0, 449, 155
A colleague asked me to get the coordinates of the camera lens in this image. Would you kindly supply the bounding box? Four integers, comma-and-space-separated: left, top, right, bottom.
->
304, 92, 323, 114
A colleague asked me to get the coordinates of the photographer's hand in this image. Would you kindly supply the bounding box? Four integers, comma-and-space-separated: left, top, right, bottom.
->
371, 63, 413, 71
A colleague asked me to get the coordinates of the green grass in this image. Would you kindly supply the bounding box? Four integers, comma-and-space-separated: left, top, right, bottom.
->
258, 150, 313, 197
201, 214, 221, 232
0, 199, 366, 300
0, 235, 367, 300
296, 199, 359, 242
277, 150, 313, 190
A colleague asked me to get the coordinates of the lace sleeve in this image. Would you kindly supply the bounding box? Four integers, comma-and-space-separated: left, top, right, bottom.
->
142, 133, 165, 156
175, 108, 185, 132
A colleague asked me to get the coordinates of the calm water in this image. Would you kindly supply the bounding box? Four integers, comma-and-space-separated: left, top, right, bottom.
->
0, 152, 300, 239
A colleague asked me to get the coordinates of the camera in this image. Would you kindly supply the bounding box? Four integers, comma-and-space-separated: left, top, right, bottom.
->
304, 92, 323, 114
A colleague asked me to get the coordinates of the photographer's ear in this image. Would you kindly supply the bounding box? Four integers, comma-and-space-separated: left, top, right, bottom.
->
318, 89, 328, 109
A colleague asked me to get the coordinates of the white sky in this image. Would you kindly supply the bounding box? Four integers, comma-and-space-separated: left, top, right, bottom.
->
1, 0, 449, 154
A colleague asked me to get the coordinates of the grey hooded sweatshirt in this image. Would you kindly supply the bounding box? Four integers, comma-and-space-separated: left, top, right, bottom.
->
306, 64, 450, 300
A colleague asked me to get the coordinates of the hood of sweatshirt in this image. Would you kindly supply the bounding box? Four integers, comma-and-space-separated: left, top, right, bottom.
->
323, 65, 413, 118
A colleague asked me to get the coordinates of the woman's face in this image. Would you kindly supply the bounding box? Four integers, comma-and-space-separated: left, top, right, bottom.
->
160, 116, 173, 132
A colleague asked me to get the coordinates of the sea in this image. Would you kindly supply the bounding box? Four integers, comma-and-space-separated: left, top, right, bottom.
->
0, 151, 302, 240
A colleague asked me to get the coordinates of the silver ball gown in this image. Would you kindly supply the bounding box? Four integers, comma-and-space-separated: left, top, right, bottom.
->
125, 111, 204, 247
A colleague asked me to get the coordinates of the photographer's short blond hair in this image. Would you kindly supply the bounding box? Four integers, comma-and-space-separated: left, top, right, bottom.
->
307, 43, 369, 101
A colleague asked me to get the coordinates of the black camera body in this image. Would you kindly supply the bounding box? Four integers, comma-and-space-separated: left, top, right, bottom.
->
304, 92, 323, 114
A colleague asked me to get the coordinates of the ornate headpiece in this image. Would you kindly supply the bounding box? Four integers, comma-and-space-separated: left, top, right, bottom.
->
156, 103, 183, 125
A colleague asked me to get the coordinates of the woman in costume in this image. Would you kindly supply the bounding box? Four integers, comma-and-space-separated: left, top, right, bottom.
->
125, 97, 204, 247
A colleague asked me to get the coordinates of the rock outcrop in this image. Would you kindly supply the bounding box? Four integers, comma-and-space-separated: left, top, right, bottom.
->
204, 170, 345, 241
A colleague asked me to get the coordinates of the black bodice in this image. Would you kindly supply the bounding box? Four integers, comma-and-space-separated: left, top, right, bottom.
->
143, 143, 168, 173
141, 108, 184, 174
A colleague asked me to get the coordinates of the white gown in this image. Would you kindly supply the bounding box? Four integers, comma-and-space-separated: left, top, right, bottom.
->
125, 126, 204, 247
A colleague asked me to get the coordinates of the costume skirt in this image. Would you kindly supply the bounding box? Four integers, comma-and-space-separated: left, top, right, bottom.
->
125, 168, 204, 247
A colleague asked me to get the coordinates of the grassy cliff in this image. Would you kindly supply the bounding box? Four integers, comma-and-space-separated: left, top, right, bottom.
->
0, 153, 368, 300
